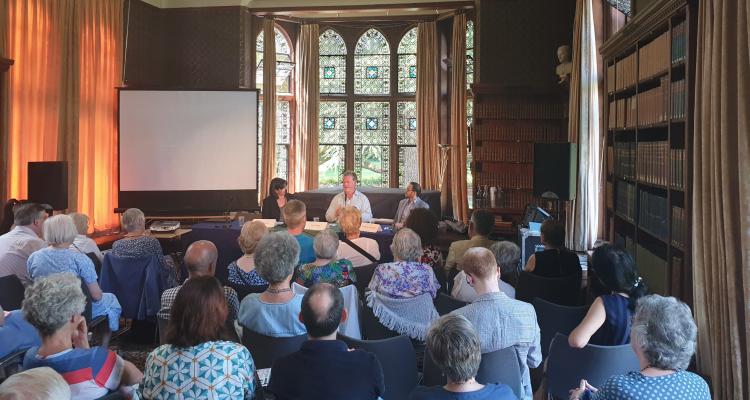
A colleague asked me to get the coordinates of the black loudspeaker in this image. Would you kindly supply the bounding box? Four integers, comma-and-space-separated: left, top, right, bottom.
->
533, 143, 577, 201
28, 161, 68, 210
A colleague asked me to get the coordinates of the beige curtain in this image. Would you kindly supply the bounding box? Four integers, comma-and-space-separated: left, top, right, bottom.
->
449, 14, 468, 222
416, 21, 440, 190
290, 23, 319, 192
260, 18, 277, 199
565, 0, 604, 251
693, 0, 750, 398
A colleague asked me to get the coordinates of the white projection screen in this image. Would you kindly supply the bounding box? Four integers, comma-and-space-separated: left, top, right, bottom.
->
118, 89, 259, 213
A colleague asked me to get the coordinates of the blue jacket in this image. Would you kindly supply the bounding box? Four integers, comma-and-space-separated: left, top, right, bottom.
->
100, 253, 167, 320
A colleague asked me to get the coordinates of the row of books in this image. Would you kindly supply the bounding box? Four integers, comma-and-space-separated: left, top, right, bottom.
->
670, 149, 685, 189
671, 80, 687, 119
615, 181, 637, 221
639, 190, 669, 240
472, 187, 533, 210
474, 164, 533, 189
613, 233, 636, 258
613, 142, 636, 180
671, 256, 683, 297
610, 52, 638, 91
636, 244, 668, 295
637, 77, 671, 125
475, 123, 564, 142
474, 103, 566, 120
671, 20, 687, 64
636, 141, 669, 186
608, 97, 637, 129
473, 142, 533, 163
638, 31, 670, 80
671, 206, 687, 249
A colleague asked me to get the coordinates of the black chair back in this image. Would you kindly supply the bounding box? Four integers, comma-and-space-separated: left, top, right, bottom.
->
546, 333, 639, 399
0, 348, 29, 382
240, 328, 307, 369
157, 316, 169, 345
339, 334, 418, 400
354, 263, 378, 299
361, 303, 399, 340
86, 252, 102, 277
532, 297, 588, 359
0, 275, 25, 310
517, 272, 581, 306
476, 347, 523, 399
433, 293, 467, 315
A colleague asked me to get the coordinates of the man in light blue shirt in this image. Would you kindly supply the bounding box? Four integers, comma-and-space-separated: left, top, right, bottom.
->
325, 171, 373, 223
393, 181, 429, 229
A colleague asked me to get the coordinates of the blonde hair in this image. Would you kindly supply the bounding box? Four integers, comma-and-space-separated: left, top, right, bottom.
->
238, 220, 268, 254
0, 367, 71, 399
338, 206, 362, 236
460, 247, 498, 279
43, 215, 78, 245
121, 208, 145, 233
282, 200, 307, 229
68, 212, 89, 235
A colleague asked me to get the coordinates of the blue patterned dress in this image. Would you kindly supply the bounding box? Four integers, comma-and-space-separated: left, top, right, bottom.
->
294, 259, 356, 288
368, 260, 440, 299
227, 260, 267, 287
585, 370, 710, 399
140, 340, 256, 399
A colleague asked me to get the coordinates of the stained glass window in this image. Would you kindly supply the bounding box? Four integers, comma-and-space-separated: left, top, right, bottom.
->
256, 27, 294, 94
354, 102, 390, 186
466, 20, 474, 91
319, 102, 347, 187
397, 101, 417, 187
398, 27, 418, 93
257, 99, 291, 181
319, 29, 347, 94
354, 29, 390, 95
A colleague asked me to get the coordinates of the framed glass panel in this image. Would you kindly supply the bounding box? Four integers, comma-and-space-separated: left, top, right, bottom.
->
319, 101, 348, 187
398, 146, 418, 188
256, 27, 294, 94
319, 29, 347, 94
466, 21, 474, 91
397, 27, 418, 93
397, 101, 417, 145
354, 101, 390, 186
319, 145, 345, 187
354, 29, 390, 95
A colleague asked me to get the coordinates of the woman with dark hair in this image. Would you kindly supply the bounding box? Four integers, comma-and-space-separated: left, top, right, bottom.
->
404, 208, 445, 287
0, 198, 20, 235
141, 276, 256, 399
523, 219, 581, 280
568, 244, 648, 348
262, 177, 294, 221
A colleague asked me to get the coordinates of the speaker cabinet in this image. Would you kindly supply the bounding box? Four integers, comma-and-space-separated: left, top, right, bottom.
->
533, 143, 577, 201
28, 161, 68, 210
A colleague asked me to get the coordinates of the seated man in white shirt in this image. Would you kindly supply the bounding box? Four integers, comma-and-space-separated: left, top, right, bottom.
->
68, 212, 103, 262
325, 171, 373, 223
393, 182, 429, 229
0, 203, 47, 285
452, 241, 519, 301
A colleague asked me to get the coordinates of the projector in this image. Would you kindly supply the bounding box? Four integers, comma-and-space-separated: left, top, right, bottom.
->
150, 220, 180, 233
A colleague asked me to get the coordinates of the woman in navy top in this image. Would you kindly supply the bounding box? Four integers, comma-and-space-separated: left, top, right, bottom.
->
227, 220, 269, 288
569, 244, 647, 348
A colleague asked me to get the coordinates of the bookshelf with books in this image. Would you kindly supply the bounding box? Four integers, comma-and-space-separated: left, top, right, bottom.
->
601, 0, 694, 305
470, 86, 568, 223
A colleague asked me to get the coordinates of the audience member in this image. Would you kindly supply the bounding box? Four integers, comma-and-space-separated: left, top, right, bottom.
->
142, 277, 256, 399
410, 314, 516, 400
367, 228, 440, 340
451, 247, 541, 400
0, 367, 71, 400
0, 203, 47, 285
0, 198, 20, 235
27, 215, 121, 331
569, 295, 710, 400
296, 229, 355, 288
282, 200, 316, 265
523, 219, 581, 282
394, 182, 429, 229
0, 305, 41, 359
404, 208, 444, 287
22, 273, 142, 399
336, 206, 380, 267
325, 170, 373, 223
452, 241, 519, 301
67, 213, 103, 262
227, 220, 269, 288
269, 283, 384, 400
238, 231, 306, 337
568, 244, 647, 348
111, 208, 176, 287
262, 177, 294, 221
444, 209, 495, 275
158, 240, 239, 321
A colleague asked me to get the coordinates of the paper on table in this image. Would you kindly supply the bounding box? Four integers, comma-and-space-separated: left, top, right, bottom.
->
359, 223, 382, 233
252, 219, 277, 228
305, 221, 329, 231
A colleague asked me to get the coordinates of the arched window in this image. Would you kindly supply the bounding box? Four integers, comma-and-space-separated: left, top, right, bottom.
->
354, 28, 390, 95
256, 26, 294, 181
319, 29, 347, 94
397, 27, 418, 93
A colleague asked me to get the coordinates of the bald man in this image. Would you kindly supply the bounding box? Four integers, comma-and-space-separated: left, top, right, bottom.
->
157, 240, 239, 321
268, 283, 385, 400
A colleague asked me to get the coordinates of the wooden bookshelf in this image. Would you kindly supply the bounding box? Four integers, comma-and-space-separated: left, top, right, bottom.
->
601, 0, 694, 305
